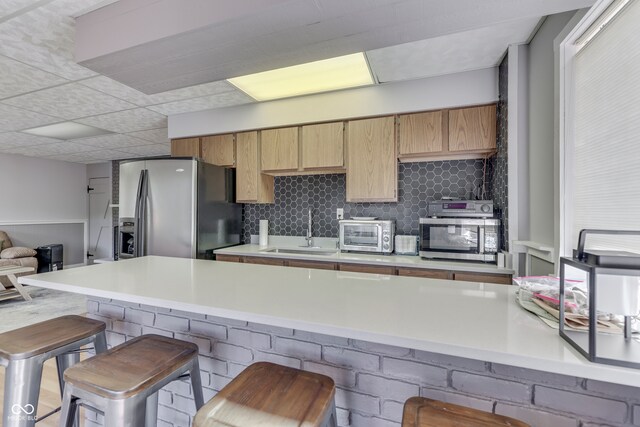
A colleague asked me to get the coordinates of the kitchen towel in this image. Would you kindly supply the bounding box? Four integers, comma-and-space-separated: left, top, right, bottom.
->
259, 220, 269, 246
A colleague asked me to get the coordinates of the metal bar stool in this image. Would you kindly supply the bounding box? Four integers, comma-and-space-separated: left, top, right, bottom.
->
59, 334, 204, 427
193, 361, 337, 427
0, 315, 107, 427
402, 397, 530, 427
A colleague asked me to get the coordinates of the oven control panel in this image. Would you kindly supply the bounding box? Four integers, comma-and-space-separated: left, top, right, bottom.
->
428, 200, 494, 218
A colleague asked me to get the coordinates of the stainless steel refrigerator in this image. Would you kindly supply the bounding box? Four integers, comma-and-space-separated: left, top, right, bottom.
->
118, 158, 241, 259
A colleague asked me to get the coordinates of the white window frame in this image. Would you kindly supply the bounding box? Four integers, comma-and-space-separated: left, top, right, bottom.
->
557, 0, 621, 259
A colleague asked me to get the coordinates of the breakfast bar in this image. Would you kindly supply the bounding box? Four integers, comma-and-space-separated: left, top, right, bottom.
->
19, 257, 640, 426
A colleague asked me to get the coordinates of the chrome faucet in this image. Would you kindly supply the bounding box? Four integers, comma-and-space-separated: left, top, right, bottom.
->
305, 207, 313, 247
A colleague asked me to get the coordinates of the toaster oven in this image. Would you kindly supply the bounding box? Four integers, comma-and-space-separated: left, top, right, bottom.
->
339, 220, 395, 254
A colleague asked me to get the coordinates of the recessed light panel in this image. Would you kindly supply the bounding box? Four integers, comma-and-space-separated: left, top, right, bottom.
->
228, 53, 374, 101
22, 122, 113, 140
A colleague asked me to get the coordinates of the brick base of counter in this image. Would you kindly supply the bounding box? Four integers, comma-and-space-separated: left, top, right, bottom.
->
86, 298, 640, 427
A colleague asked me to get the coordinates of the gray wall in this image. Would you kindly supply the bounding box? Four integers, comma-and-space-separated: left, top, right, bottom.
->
0, 153, 87, 222
527, 12, 576, 248
1, 223, 85, 266
0, 152, 88, 266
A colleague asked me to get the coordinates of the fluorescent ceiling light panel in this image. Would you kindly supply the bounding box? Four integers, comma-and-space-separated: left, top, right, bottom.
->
22, 122, 113, 140
228, 53, 374, 101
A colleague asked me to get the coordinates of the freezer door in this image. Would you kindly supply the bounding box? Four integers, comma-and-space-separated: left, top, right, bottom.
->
119, 161, 146, 218
144, 159, 197, 258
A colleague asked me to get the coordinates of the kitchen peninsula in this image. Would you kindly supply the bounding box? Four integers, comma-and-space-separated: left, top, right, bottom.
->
20, 257, 640, 427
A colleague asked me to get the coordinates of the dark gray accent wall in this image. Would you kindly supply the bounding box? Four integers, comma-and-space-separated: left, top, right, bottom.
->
491, 53, 509, 251
243, 160, 489, 242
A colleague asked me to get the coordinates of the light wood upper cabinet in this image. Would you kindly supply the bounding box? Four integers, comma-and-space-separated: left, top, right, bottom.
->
261, 127, 299, 172
301, 122, 344, 169
398, 110, 443, 157
448, 105, 496, 152
236, 131, 274, 203
202, 134, 235, 167
171, 137, 201, 158
346, 116, 397, 202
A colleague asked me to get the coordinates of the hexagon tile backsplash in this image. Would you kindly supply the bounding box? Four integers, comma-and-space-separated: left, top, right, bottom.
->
242, 159, 493, 243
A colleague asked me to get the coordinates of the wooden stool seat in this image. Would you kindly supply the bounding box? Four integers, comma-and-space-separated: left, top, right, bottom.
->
402, 397, 530, 427
0, 315, 105, 360
193, 362, 336, 427
63, 334, 198, 399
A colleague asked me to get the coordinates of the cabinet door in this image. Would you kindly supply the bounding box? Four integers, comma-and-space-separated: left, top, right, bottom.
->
261, 127, 299, 171
171, 137, 201, 158
453, 271, 512, 285
339, 263, 396, 275
244, 257, 285, 266
346, 116, 397, 202
216, 254, 242, 263
236, 131, 274, 203
448, 105, 496, 152
287, 260, 337, 270
301, 122, 344, 169
202, 134, 235, 167
397, 267, 451, 280
398, 111, 443, 156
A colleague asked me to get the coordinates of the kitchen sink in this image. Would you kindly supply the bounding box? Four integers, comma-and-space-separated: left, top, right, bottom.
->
262, 247, 337, 256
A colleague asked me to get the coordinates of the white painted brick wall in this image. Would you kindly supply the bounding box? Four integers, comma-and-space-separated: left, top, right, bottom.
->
324, 346, 380, 371
227, 328, 271, 349
274, 337, 321, 359
534, 386, 629, 424
451, 371, 530, 403
86, 298, 640, 427
420, 386, 494, 412
382, 357, 447, 387
495, 402, 579, 427
357, 373, 420, 403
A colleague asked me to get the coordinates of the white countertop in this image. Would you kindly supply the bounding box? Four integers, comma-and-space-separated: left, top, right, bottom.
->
19, 256, 640, 386
215, 244, 514, 275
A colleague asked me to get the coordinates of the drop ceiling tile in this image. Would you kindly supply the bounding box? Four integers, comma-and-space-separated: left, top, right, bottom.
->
2, 140, 98, 156
366, 18, 540, 83
48, 149, 132, 163
0, 103, 61, 132
147, 91, 253, 116
120, 143, 170, 157
146, 81, 241, 105
3, 83, 137, 120
0, 132, 60, 149
76, 108, 167, 133
73, 133, 151, 149
127, 128, 169, 144
0, 55, 69, 100
0, 0, 98, 80
0, 0, 39, 20
78, 76, 243, 107
78, 76, 153, 106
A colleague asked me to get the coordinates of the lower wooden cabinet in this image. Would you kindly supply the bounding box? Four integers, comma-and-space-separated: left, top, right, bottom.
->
339, 263, 396, 275
287, 260, 337, 270
215, 254, 512, 284
243, 257, 285, 266
216, 254, 242, 263
397, 267, 451, 280
453, 272, 513, 285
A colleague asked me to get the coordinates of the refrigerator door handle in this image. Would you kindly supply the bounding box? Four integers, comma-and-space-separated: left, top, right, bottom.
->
138, 170, 149, 257
133, 170, 144, 257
